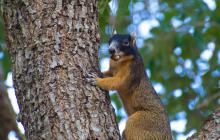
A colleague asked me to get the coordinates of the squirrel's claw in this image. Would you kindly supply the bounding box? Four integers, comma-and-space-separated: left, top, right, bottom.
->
86, 77, 97, 86
86, 73, 98, 78
85, 72, 98, 86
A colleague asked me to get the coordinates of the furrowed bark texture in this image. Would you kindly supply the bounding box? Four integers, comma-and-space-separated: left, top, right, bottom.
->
188, 107, 220, 140
3, 0, 120, 139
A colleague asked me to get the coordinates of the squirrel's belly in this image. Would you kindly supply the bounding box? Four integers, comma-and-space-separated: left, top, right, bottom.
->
118, 91, 136, 116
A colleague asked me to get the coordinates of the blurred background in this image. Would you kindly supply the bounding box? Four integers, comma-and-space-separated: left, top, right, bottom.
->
0, 0, 220, 140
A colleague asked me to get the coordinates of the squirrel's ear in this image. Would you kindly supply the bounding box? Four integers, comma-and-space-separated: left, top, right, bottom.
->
130, 32, 136, 46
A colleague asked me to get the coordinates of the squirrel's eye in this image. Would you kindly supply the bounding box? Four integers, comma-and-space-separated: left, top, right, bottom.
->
123, 41, 129, 46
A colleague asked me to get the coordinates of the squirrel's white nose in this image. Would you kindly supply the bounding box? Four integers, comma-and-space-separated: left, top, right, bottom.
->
109, 48, 116, 54
109, 41, 118, 54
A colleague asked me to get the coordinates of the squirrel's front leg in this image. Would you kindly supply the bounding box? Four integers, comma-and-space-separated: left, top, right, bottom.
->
102, 70, 113, 77
97, 77, 123, 90
86, 73, 123, 90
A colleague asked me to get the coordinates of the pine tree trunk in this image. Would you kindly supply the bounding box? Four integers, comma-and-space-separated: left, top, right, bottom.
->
3, 0, 120, 139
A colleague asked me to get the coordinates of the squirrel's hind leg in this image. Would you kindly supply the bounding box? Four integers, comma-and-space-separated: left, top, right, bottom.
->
124, 111, 169, 140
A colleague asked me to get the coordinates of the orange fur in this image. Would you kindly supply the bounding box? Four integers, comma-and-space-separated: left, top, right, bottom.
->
96, 55, 133, 91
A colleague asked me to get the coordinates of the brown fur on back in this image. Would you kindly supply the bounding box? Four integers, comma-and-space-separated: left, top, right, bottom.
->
88, 33, 172, 140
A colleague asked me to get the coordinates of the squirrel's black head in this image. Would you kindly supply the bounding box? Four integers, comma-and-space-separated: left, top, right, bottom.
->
108, 32, 138, 61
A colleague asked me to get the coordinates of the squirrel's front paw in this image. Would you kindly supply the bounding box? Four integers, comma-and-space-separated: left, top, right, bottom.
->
85, 73, 98, 86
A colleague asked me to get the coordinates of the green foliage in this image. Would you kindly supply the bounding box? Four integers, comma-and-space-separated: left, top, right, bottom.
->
98, 0, 111, 42
98, 0, 220, 139
0, 12, 11, 80
148, 1, 220, 135
114, 0, 131, 33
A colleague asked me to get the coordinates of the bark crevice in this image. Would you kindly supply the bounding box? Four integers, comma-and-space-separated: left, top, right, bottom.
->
3, 0, 120, 139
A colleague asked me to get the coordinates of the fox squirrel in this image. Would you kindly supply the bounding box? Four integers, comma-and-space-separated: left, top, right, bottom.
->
86, 32, 172, 140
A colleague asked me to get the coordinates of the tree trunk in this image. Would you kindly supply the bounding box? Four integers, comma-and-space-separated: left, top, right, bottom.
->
3, 0, 120, 139
188, 107, 220, 140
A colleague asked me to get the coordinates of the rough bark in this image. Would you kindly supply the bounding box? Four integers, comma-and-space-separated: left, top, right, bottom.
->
3, 0, 120, 140
188, 107, 220, 140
